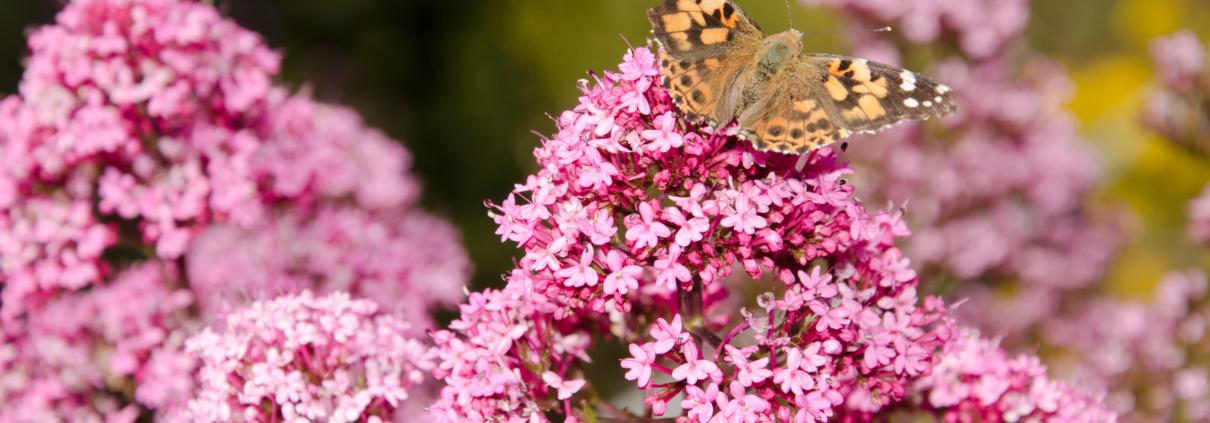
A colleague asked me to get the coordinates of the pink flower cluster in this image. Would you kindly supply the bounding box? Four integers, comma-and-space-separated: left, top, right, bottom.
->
802, 0, 1119, 342
0, 0, 467, 420
0, 263, 196, 421
182, 95, 467, 326
187, 208, 468, 326
1190, 185, 1210, 246
0, 0, 281, 317
184, 291, 434, 423
914, 329, 1117, 422
1041, 271, 1209, 422
428, 47, 1112, 422
802, 0, 1028, 59
1143, 30, 1210, 157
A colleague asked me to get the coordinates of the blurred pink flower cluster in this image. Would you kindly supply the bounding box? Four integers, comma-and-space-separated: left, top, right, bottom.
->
0, 0, 467, 420
0, 263, 195, 421
1041, 271, 1209, 422
802, 0, 1120, 343
428, 47, 1111, 422
1190, 186, 1210, 246
915, 329, 1119, 422
801, 0, 1027, 59
184, 291, 434, 422
1144, 30, 1210, 158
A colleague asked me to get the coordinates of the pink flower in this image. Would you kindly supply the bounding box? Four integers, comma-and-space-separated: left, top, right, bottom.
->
542, 372, 586, 401
558, 246, 600, 288
603, 250, 642, 296
671, 342, 722, 385
653, 247, 692, 290
619, 48, 659, 81
719, 381, 771, 423
641, 112, 686, 153
774, 348, 818, 396
720, 196, 767, 235
682, 383, 720, 422
625, 201, 671, 250
650, 315, 689, 354
621, 343, 657, 388
726, 345, 773, 386
665, 206, 710, 247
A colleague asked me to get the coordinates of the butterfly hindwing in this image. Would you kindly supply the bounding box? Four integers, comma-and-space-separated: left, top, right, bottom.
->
737, 65, 848, 153
647, 0, 762, 60
658, 48, 754, 125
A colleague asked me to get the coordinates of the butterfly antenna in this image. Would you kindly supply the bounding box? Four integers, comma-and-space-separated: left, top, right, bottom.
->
618, 33, 636, 50
799, 25, 893, 38
783, 0, 795, 29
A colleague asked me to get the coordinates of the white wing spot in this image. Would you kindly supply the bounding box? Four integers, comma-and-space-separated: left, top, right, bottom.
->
936, 84, 951, 94
900, 70, 917, 92
923, 101, 933, 107
904, 98, 919, 108
934, 96, 943, 103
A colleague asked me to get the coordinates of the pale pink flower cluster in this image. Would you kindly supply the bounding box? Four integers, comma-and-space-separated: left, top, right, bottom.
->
1041, 271, 1209, 422
1190, 185, 1210, 246
1143, 30, 1210, 157
182, 95, 467, 325
1151, 30, 1206, 91
0, 0, 467, 420
0, 263, 196, 422
184, 291, 434, 423
0, 0, 281, 318
802, 0, 1028, 59
803, 0, 1119, 342
915, 329, 1116, 422
188, 208, 468, 326
429, 47, 1113, 422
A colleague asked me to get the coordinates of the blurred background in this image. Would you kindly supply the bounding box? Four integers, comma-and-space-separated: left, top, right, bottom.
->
2, 0, 1207, 296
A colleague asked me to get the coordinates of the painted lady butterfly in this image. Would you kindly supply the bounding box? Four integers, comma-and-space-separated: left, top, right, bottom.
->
648, 0, 956, 154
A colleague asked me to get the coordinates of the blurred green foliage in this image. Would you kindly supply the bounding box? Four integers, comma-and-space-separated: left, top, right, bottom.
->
2, 0, 1209, 295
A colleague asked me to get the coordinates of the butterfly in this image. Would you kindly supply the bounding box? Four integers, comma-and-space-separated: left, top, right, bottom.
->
648, 0, 956, 154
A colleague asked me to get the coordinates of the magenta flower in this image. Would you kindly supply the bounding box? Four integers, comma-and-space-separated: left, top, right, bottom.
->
641, 111, 686, 153
603, 250, 642, 296
682, 383, 720, 422
542, 372, 586, 401
726, 345, 773, 386
621, 342, 657, 388
672, 342, 723, 385
650, 314, 689, 354
625, 201, 672, 250
558, 246, 600, 288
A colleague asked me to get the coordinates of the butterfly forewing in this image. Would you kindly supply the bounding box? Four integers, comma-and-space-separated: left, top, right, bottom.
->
804, 54, 956, 134
647, 0, 762, 60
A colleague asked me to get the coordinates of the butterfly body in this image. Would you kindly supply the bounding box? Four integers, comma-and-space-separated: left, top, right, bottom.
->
648, 0, 956, 154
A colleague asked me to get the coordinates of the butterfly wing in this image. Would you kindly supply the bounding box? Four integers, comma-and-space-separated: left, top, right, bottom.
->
649, 0, 764, 126
647, 0, 763, 60
737, 54, 956, 153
